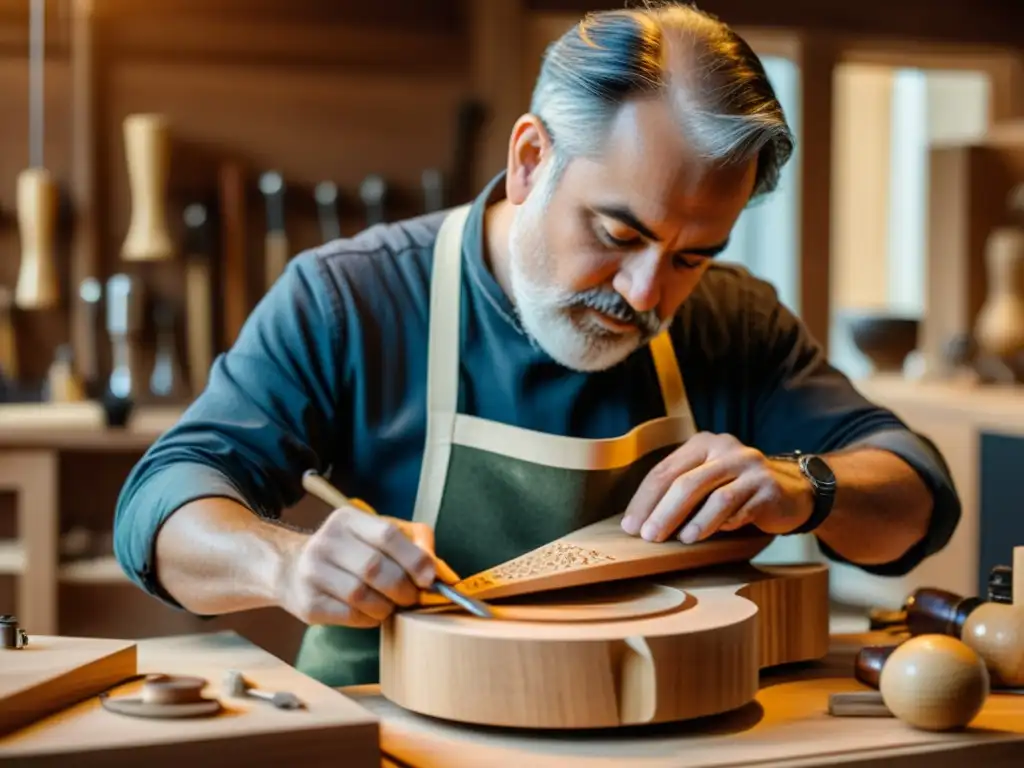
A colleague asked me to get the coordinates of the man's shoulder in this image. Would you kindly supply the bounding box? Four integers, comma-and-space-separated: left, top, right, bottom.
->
284, 211, 447, 310
693, 261, 782, 307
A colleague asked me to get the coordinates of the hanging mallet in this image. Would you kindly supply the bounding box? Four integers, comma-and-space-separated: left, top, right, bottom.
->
121, 113, 174, 262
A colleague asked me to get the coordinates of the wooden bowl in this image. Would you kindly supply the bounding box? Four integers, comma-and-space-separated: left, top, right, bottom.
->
842, 311, 920, 373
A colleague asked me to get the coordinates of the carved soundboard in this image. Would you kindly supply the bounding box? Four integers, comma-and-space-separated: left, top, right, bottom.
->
430, 516, 774, 603
382, 562, 831, 729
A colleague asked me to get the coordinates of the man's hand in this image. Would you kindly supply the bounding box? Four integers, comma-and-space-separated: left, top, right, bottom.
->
277, 506, 438, 628
621, 432, 814, 544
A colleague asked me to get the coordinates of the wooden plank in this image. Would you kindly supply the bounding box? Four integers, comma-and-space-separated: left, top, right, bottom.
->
0, 636, 137, 737
0, 631, 380, 767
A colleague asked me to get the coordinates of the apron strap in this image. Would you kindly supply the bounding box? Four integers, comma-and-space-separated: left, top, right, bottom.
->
412, 204, 471, 528
649, 329, 692, 421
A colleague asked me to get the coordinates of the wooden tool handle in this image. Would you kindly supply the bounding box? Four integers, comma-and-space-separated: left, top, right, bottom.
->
185, 261, 212, 395
0, 288, 17, 381
121, 113, 173, 261
854, 644, 900, 688
264, 231, 290, 290
15, 167, 59, 309
301, 470, 460, 584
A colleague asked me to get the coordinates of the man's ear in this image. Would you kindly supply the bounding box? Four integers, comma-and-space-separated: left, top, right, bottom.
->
505, 114, 554, 205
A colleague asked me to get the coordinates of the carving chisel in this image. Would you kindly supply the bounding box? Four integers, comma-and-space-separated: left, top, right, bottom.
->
259, 171, 289, 291
183, 203, 213, 396
300, 470, 493, 619
0, 287, 17, 383
422, 169, 445, 213
314, 181, 341, 242
358, 174, 387, 227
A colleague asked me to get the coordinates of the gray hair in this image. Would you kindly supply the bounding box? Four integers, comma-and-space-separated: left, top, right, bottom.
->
529, 2, 794, 199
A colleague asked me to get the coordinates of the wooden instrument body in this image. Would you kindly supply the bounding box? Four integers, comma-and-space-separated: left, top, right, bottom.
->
381, 561, 830, 729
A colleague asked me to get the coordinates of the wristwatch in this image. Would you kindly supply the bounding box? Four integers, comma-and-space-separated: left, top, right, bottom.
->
772, 450, 836, 533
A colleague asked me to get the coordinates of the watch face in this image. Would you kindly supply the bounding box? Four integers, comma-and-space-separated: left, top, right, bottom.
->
802, 455, 836, 487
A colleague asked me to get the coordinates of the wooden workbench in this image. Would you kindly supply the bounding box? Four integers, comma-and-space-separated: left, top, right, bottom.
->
345, 631, 1024, 767
0, 630, 380, 767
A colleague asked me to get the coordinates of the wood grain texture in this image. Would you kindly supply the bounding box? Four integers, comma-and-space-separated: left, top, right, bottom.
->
352, 632, 1024, 768
381, 562, 829, 729
0, 636, 137, 737
0, 631, 380, 767
446, 516, 774, 602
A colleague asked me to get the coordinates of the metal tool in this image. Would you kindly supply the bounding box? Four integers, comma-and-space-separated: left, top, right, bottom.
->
0, 614, 29, 649
314, 181, 341, 242
300, 469, 494, 619
223, 669, 302, 710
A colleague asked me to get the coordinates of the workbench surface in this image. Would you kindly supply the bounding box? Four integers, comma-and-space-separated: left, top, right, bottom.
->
0, 631, 380, 767
345, 632, 1024, 767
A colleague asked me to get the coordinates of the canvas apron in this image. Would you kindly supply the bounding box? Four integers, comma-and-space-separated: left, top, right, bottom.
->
294, 204, 698, 687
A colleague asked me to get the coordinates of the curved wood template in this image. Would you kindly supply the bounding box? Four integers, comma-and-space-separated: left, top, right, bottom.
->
426, 516, 774, 604
381, 562, 830, 730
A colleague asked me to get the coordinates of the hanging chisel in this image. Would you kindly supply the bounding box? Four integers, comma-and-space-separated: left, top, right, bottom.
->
259, 170, 289, 291
358, 174, 387, 228
314, 181, 341, 242
15, 0, 59, 310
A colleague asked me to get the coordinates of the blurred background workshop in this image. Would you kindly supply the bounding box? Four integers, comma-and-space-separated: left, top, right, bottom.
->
0, 0, 1023, 764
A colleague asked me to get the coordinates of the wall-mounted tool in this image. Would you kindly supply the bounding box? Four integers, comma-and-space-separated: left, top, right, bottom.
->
314, 181, 341, 242
149, 299, 184, 399
15, 0, 59, 310
45, 343, 85, 403
121, 113, 173, 262
359, 174, 387, 228
259, 171, 288, 291
78, 277, 101, 397
102, 273, 134, 427
0, 287, 18, 383
183, 203, 213, 396
422, 169, 445, 213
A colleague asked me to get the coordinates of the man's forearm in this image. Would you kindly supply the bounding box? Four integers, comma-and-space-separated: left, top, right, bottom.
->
153, 497, 308, 615
813, 447, 933, 566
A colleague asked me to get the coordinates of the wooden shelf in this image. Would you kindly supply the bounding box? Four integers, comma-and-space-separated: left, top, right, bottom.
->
0, 539, 125, 585
0, 402, 185, 450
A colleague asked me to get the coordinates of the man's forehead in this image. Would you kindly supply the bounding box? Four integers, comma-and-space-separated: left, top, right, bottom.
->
598, 98, 755, 201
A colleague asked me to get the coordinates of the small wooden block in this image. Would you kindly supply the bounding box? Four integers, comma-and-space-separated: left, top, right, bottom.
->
828, 690, 892, 718
0, 636, 137, 737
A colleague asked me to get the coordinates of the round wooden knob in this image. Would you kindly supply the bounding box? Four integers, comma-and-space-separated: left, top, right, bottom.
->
879, 634, 989, 731
960, 602, 1024, 688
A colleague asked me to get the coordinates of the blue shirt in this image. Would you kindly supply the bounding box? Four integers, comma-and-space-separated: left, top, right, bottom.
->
114, 173, 961, 609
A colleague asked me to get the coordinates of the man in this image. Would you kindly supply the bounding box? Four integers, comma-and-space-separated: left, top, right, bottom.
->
114, 3, 960, 688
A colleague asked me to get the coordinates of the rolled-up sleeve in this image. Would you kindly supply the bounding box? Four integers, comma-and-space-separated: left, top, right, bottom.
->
113, 252, 344, 607
744, 281, 961, 576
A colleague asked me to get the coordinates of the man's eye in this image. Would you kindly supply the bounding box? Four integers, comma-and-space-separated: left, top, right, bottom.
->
674, 254, 705, 270
595, 224, 640, 248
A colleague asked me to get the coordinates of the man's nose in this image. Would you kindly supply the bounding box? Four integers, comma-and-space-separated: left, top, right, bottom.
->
613, 249, 663, 313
